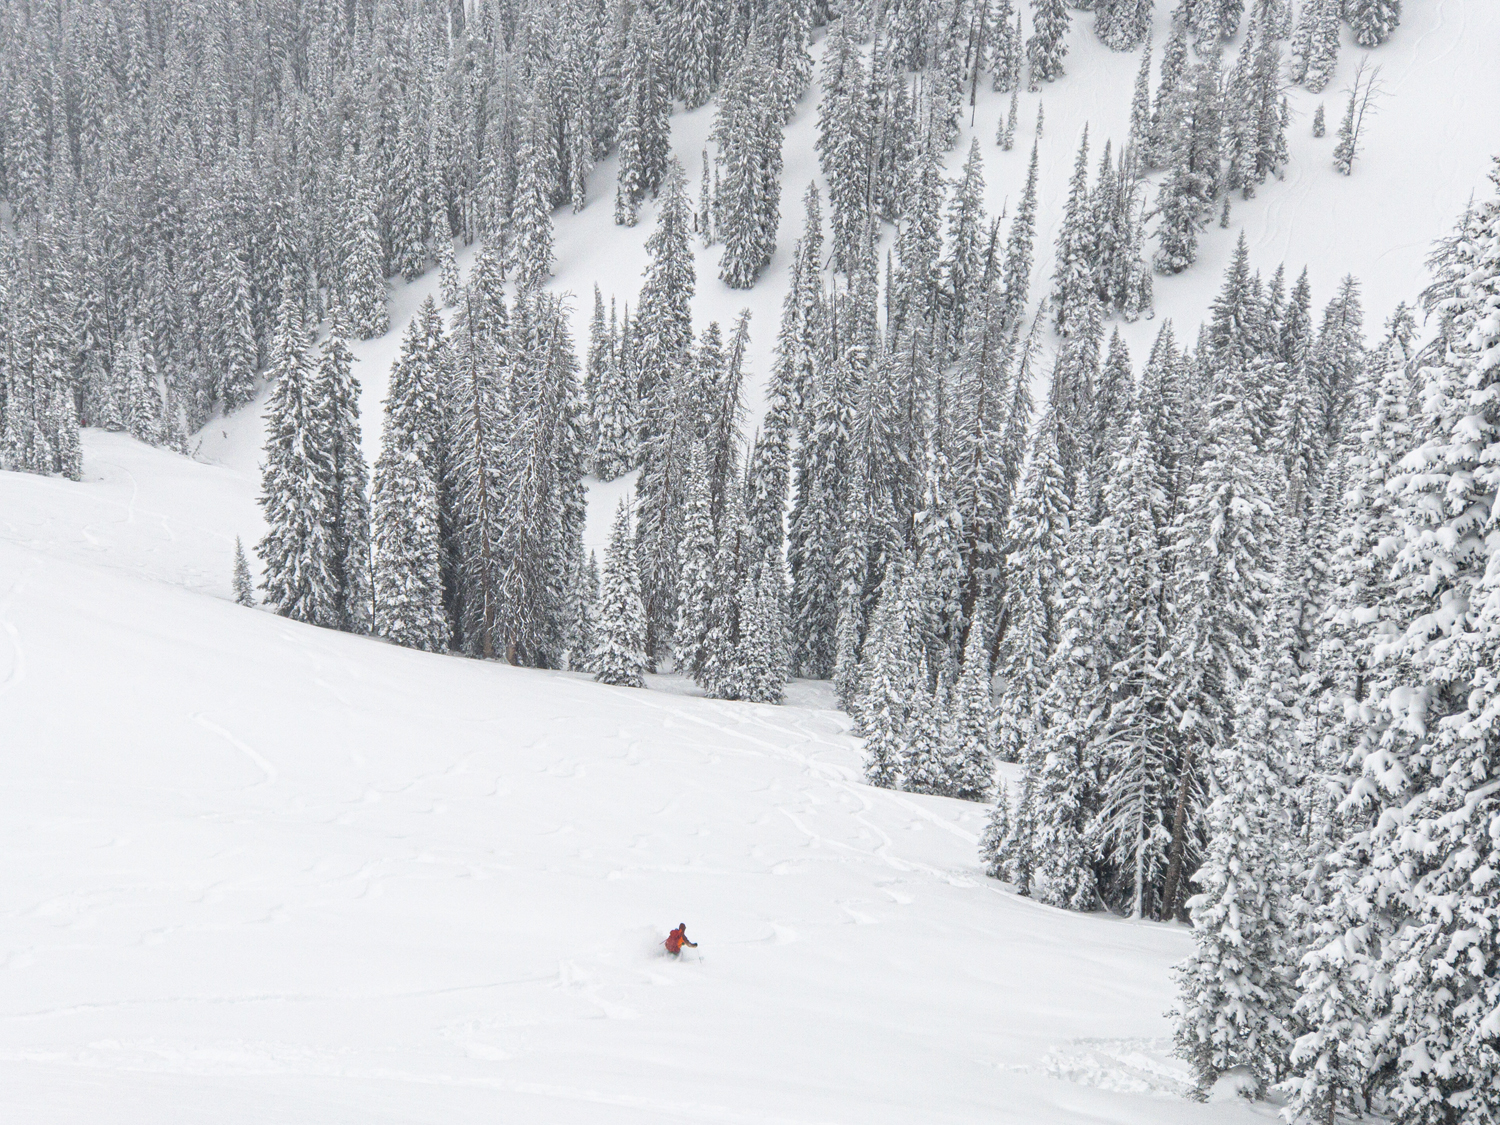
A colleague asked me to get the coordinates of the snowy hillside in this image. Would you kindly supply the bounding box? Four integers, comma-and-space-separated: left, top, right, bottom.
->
2, 434, 1243, 1124
199, 0, 1500, 510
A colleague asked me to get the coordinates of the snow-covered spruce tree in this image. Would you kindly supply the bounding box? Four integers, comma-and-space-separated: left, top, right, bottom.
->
1125, 42, 1153, 164
1294, 0, 1341, 93
614, 3, 670, 226
1026, 0, 1071, 88
1158, 358, 1276, 921
371, 306, 450, 653
446, 287, 506, 658
670, 0, 721, 109
714, 35, 785, 289
1152, 56, 1224, 275
998, 90, 1019, 149
816, 18, 871, 276
902, 657, 952, 797
979, 780, 1013, 875
1348, 0, 1401, 47
1095, 0, 1152, 51
994, 409, 1071, 764
436, 212, 460, 308
789, 355, 854, 679
857, 557, 920, 788
1089, 408, 1177, 918
890, 144, 946, 343
1052, 126, 1096, 336
996, 763, 1043, 894
1144, 24, 1188, 170
1172, 733, 1295, 1100
312, 324, 373, 634
256, 295, 338, 626
673, 442, 717, 680
492, 292, 587, 669
342, 178, 389, 340
1320, 166, 1500, 1125
941, 139, 990, 357
634, 166, 698, 659
593, 499, 648, 689
735, 554, 789, 705
510, 91, 556, 292
1172, 522, 1307, 1100
949, 619, 998, 801
635, 161, 697, 446
591, 302, 637, 482
988, 0, 1023, 93
999, 143, 1041, 334
233, 537, 256, 606
215, 250, 258, 412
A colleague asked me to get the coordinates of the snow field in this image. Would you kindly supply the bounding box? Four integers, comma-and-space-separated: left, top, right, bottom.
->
0, 433, 1255, 1123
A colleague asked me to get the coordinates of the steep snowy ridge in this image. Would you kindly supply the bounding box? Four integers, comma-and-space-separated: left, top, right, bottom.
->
0, 434, 1246, 1124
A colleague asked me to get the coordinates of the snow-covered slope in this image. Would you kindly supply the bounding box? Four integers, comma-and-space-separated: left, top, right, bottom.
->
2, 432, 1253, 1124
199, 1, 1500, 542
8, 6, 1499, 1121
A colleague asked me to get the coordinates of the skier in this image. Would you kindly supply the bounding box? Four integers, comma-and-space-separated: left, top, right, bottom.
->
664, 923, 697, 956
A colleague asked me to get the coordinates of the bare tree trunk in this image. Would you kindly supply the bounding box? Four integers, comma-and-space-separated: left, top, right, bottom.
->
1159, 741, 1198, 921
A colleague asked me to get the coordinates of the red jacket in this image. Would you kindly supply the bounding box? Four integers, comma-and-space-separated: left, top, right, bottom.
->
665, 925, 696, 954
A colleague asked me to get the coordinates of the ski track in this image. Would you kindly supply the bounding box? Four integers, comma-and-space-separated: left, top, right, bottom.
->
190, 714, 279, 789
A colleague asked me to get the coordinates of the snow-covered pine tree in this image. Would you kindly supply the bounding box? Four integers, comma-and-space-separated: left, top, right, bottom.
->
1152, 56, 1224, 275
949, 617, 998, 800
1327, 164, 1500, 1125
996, 763, 1042, 894
941, 139, 990, 356
371, 307, 450, 653
593, 499, 648, 689
312, 323, 373, 633
998, 90, 1019, 150
592, 303, 637, 482
1052, 126, 1097, 335
233, 536, 256, 606
890, 144, 945, 342
492, 291, 586, 668
857, 557, 920, 787
342, 178, 389, 341
999, 143, 1041, 334
673, 442, 717, 679
1144, 24, 1188, 169
614, 4, 670, 226
789, 354, 853, 679
715, 35, 785, 288
446, 287, 506, 658
671, 0, 721, 109
1297, 0, 1341, 92
257, 294, 338, 626
436, 212, 461, 308
1172, 730, 1294, 1099
1026, 0, 1071, 88
1347, 0, 1401, 46
215, 250, 258, 411
735, 553, 789, 705
987, 0, 1022, 92
1125, 42, 1153, 165
817, 18, 872, 276
1158, 353, 1276, 921
994, 408, 1071, 763
1095, 0, 1152, 50
902, 656, 953, 796
511, 92, 556, 291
